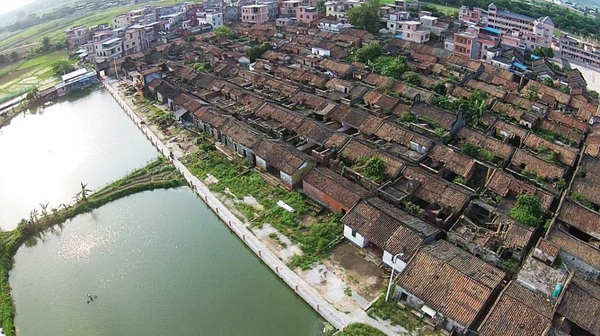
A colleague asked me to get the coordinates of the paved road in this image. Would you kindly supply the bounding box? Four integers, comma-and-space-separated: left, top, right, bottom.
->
103, 80, 405, 335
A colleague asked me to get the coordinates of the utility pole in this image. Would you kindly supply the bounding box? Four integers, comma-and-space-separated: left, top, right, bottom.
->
385, 253, 404, 302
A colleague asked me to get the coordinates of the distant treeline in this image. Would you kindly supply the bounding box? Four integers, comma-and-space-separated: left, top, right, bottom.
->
428, 0, 600, 39
0, 5, 77, 34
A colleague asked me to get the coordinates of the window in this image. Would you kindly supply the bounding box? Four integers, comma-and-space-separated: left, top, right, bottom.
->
351, 229, 358, 238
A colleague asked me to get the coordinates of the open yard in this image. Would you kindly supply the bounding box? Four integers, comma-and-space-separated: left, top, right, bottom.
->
0, 50, 75, 102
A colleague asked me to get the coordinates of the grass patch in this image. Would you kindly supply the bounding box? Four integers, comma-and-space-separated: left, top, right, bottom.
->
181, 136, 343, 270
338, 323, 386, 336
368, 296, 443, 335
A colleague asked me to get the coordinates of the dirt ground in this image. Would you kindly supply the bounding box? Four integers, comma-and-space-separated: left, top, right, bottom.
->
327, 242, 388, 302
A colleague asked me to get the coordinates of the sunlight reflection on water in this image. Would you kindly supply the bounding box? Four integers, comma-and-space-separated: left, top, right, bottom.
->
58, 229, 119, 262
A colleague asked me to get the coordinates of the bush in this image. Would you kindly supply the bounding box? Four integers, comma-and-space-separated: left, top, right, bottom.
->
509, 194, 542, 228
339, 323, 386, 336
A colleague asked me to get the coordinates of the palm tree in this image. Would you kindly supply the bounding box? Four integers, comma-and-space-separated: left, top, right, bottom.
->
39, 202, 49, 217
76, 182, 93, 202
29, 209, 39, 224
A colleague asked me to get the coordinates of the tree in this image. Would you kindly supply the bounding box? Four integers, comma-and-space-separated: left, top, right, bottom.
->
371, 56, 408, 79
42, 36, 51, 51
509, 194, 542, 228
559, 85, 571, 94
52, 60, 75, 76
361, 156, 387, 181
76, 182, 93, 202
316, 0, 326, 13
214, 26, 234, 39
246, 43, 272, 62
533, 47, 555, 58
10, 51, 19, 62
401, 71, 420, 86
346, 0, 381, 34
589, 90, 599, 99
541, 77, 554, 87
354, 43, 382, 63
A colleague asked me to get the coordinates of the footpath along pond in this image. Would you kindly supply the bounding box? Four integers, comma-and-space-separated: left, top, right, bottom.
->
2, 88, 324, 335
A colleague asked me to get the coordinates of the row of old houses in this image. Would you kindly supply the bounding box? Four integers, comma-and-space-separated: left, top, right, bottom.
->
118, 20, 600, 335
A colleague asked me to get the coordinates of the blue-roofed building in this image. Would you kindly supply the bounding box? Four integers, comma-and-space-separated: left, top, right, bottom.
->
483, 27, 501, 36
55, 68, 98, 97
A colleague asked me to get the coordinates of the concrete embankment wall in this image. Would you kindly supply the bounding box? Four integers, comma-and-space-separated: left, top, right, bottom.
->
102, 81, 349, 330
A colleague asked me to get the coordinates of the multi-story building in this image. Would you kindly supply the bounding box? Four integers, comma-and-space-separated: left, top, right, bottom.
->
197, 10, 224, 29
453, 31, 479, 59
94, 37, 123, 63
486, 3, 553, 48
65, 26, 91, 48
458, 6, 486, 25
241, 4, 269, 24
325, 0, 361, 22
123, 27, 149, 56
280, 0, 302, 17
386, 11, 410, 34
113, 14, 130, 30
400, 21, 430, 43
559, 33, 600, 68
257, 1, 279, 20
296, 6, 319, 25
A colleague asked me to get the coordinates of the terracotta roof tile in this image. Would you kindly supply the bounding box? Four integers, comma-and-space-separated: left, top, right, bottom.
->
428, 145, 476, 178
397, 240, 504, 327
253, 139, 315, 175
410, 102, 457, 131
402, 166, 471, 212
523, 133, 579, 166
485, 169, 554, 212
557, 278, 600, 336
511, 149, 565, 180
303, 167, 369, 209
342, 198, 439, 258
548, 227, 600, 270
558, 199, 600, 237
458, 127, 514, 161
339, 139, 406, 178
478, 282, 553, 336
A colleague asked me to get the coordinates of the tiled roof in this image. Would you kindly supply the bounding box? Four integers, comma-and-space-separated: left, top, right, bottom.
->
253, 140, 314, 175
572, 155, 600, 206
511, 149, 565, 180
466, 79, 507, 99
523, 133, 579, 166
458, 127, 514, 161
296, 119, 335, 145
485, 169, 554, 212
548, 227, 600, 270
303, 167, 369, 209
397, 240, 505, 328
193, 107, 230, 129
339, 139, 406, 178
493, 120, 528, 141
492, 101, 525, 120
558, 200, 600, 237
402, 166, 471, 212
557, 278, 600, 336
374, 122, 433, 149
478, 282, 553, 336
220, 121, 263, 149
410, 102, 457, 131
254, 103, 305, 130
342, 198, 439, 258
427, 145, 476, 178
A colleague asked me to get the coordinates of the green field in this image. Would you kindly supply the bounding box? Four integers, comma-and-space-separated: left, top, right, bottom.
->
0, 50, 74, 101
380, 0, 459, 14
